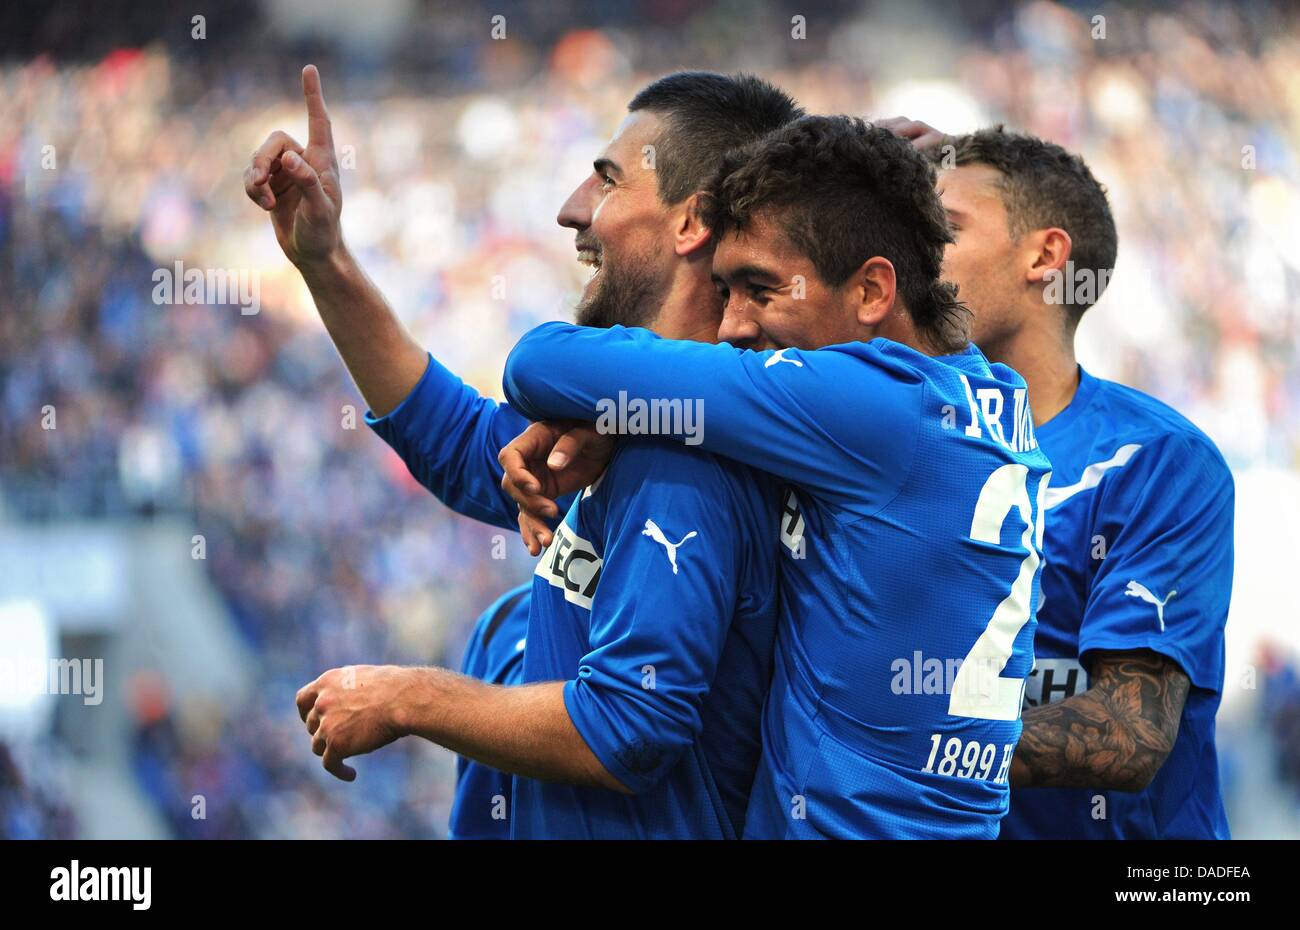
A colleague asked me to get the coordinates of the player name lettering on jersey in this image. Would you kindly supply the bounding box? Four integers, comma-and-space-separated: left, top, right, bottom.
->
535, 519, 602, 611
958, 375, 1038, 453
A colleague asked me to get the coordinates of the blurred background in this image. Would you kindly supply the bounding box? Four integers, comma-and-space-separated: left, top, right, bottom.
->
2, 0, 1299, 838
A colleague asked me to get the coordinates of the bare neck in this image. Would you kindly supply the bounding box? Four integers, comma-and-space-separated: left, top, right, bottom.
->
647, 256, 723, 343
983, 319, 1080, 427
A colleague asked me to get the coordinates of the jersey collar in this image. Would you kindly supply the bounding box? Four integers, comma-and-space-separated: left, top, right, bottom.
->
1035, 364, 1100, 441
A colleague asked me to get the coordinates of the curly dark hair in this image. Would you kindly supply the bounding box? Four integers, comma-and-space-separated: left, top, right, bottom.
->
628, 71, 804, 206
930, 126, 1118, 315
701, 115, 969, 351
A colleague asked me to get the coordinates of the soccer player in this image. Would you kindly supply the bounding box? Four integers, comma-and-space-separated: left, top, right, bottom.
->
499, 116, 1054, 838
246, 66, 804, 837
899, 121, 1233, 838
245, 65, 569, 839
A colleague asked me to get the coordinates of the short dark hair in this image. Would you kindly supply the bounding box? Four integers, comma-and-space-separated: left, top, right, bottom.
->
932, 126, 1118, 314
702, 115, 969, 351
628, 71, 804, 205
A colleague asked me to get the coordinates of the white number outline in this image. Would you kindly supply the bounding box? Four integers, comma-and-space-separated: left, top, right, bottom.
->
947, 464, 1050, 721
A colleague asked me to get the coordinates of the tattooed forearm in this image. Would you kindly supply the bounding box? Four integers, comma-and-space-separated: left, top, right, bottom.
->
1010, 650, 1190, 791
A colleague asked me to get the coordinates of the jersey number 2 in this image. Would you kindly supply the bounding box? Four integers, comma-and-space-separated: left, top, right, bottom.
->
947, 464, 1050, 721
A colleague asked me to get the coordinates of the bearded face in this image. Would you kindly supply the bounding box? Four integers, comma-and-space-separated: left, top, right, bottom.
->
573, 230, 666, 331
556, 110, 680, 333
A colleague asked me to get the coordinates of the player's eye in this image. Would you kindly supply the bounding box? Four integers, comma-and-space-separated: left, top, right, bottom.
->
598, 172, 614, 189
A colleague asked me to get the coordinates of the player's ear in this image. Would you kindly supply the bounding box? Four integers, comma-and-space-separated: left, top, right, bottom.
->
674, 192, 714, 257
1024, 227, 1072, 284
854, 256, 898, 328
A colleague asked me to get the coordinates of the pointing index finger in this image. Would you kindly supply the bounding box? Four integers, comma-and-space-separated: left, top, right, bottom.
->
302, 64, 334, 151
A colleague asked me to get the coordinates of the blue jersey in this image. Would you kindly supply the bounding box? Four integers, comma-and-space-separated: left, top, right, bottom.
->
366, 352, 553, 532
449, 584, 530, 840
368, 350, 778, 839
507, 438, 780, 839
506, 323, 1053, 838
999, 367, 1233, 839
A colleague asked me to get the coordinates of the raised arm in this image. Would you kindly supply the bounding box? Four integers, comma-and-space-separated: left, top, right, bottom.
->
246, 65, 544, 529
244, 64, 427, 416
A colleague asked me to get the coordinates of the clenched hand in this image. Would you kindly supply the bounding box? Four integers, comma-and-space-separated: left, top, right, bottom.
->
295, 664, 413, 782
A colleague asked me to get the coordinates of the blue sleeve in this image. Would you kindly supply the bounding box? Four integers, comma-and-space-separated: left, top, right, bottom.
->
561, 441, 745, 793
366, 352, 574, 530
1078, 435, 1234, 692
503, 322, 918, 514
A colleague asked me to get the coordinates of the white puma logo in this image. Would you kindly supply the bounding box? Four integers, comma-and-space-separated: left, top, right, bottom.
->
642, 519, 698, 575
764, 348, 804, 369
1124, 580, 1177, 631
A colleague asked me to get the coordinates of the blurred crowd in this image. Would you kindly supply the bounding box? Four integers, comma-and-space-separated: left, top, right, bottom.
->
1262, 646, 1300, 800
2, 0, 1299, 837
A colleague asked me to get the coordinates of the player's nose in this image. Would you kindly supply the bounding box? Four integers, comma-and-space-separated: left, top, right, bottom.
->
557, 175, 597, 230
717, 304, 762, 349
